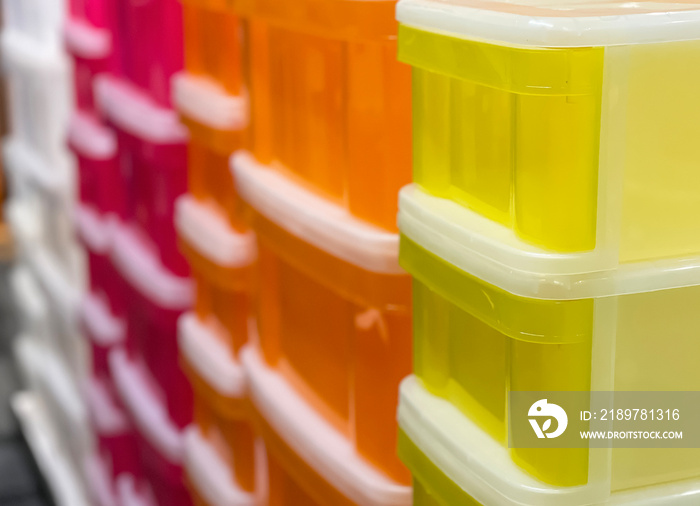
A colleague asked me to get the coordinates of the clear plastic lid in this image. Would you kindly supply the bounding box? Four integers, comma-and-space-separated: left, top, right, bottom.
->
94, 75, 188, 144
111, 222, 193, 310
396, 0, 700, 47
32, 247, 82, 325
68, 112, 117, 160
178, 313, 247, 399
81, 291, 125, 347
241, 346, 412, 506
183, 427, 260, 506
232, 152, 401, 274
172, 72, 247, 131
37, 345, 89, 445
1, 27, 68, 73
64, 16, 111, 59
399, 376, 700, 506
84, 376, 130, 436
399, 185, 700, 300
3, 138, 73, 197
84, 452, 119, 506
75, 204, 115, 255
109, 348, 183, 464
115, 474, 157, 506
174, 195, 256, 269
12, 391, 91, 506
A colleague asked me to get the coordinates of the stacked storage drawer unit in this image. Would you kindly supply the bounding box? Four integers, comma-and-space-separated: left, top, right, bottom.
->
172, 0, 264, 504
395, 1, 700, 505
1, 1, 90, 504
67, 0, 193, 504
231, 0, 415, 502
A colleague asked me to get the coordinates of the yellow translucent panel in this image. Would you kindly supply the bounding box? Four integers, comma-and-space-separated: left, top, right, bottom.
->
402, 25, 604, 252
514, 93, 600, 251
620, 39, 700, 262
404, 236, 593, 486
510, 339, 592, 487
398, 25, 602, 96
401, 236, 594, 344
399, 430, 483, 506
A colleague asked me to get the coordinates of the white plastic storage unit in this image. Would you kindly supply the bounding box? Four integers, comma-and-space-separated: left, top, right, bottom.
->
1, 0, 89, 502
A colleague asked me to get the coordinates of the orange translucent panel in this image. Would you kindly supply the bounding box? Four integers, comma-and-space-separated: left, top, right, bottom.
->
187, 137, 247, 232
252, 210, 411, 481
244, 4, 412, 232
179, 231, 253, 357
254, 409, 355, 506
183, 0, 244, 95
346, 39, 413, 231
193, 395, 257, 492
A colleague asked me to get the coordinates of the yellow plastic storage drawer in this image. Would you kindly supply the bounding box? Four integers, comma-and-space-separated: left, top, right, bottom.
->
398, 378, 700, 506
398, 185, 700, 498
398, 0, 700, 259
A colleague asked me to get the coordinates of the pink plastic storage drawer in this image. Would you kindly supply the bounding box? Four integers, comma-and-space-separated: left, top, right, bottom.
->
95, 75, 190, 276
65, 18, 115, 113
140, 432, 193, 506
112, 222, 194, 428
75, 204, 120, 298
85, 375, 142, 481
110, 347, 193, 506
68, 0, 117, 31
81, 291, 125, 381
114, 0, 183, 107
69, 112, 123, 217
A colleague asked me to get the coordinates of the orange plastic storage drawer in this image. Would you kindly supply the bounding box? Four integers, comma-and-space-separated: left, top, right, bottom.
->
234, 153, 412, 484
245, 0, 412, 231
182, 0, 244, 96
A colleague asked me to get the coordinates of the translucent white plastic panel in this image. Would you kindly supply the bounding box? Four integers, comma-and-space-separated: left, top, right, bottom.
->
611, 284, 700, 491
619, 39, 700, 262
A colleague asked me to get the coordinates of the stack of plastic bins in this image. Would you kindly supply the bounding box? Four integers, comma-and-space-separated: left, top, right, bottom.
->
94, 66, 195, 504
115, 0, 183, 108
238, 0, 413, 502
1, 1, 90, 503
173, 1, 262, 503
232, 151, 411, 505
65, 0, 119, 116
395, 1, 700, 504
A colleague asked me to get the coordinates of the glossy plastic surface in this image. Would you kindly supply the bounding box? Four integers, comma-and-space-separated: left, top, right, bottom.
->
71, 121, 123, 217
245, 4, 412, 231
187, 136, 246, 232
401, 233, 700, 489
113, 125, 189, 276
113, 225, 193, 429
114, 0, 183, 106
398, 429, 481, 506
192, 395, 257, 493
123, 275, 192, 429
71, 48, 112, 114
88, 376, 142, 482
252, 210, 411, 483
182, 0, 243, 96
400, 23, 700, 260
68, 0, 117, 31
137, 429, 193, 506
2, 31, 71, 167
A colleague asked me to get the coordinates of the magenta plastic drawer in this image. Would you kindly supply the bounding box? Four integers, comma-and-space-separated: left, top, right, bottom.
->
111, 223, 194, 428
114, 0, 183, 107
